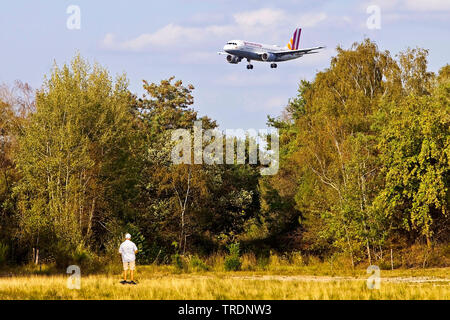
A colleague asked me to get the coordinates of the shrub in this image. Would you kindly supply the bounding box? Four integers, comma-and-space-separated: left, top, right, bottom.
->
189, 255, 209, 271
228, 242, 240, 257
257, 256, 269, 270
224, 242, 241, 271
124, 224, 151, 265
172, 253, 184, 270
224, 256, 241, 271
72, 245, 92, 265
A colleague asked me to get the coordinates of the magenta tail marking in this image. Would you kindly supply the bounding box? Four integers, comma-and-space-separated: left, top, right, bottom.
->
292, 30, 298, 50
295, 29, 301, 50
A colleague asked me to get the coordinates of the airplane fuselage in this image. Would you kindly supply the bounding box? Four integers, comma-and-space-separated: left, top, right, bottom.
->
223, 40, 303, 62
219, 29, 324, 69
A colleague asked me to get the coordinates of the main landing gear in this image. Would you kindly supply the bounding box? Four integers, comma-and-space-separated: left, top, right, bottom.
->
270, 63, 278, 69
246, 59, 254, 70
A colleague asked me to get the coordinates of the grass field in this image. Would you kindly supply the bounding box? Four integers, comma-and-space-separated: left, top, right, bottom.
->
0, 266, 448, 300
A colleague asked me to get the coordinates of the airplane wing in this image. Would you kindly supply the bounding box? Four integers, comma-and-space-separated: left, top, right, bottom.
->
272, 46, 326, 56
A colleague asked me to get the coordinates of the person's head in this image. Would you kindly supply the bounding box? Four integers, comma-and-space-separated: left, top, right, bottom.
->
125, 233, 131, 240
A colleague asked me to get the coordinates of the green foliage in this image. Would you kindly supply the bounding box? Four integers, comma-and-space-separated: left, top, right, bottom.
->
262, 38, 449, 264
125, 224, 150, 264
227, 242, 240, 257
13, 55, 141, 264
224, 242, 241, 271
133, 76, 260, 256
375, 84, 450, 242
189, 255, 209, 271
0, 43, 448, 269
224, 256, 242, 271
171, 253, 184, 270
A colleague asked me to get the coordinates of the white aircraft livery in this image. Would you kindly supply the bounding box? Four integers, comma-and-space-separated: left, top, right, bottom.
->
219, 28, 325, 69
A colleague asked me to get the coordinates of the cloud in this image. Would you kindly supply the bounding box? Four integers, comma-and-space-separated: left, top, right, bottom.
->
101, 8, 327, 52
233, 8, 287, 27
102, 24, 234, 51
363, 0, 450, 12
359, 0, 450, 25
404, 0, 450, 11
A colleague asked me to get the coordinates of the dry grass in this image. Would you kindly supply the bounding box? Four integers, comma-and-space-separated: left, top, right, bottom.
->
0, 267, 448, 300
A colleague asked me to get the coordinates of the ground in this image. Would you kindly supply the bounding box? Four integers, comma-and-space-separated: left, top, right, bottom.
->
0, 266, 448, 299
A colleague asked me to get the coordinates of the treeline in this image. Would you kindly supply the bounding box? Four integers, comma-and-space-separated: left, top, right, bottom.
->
0, 39, 448, 269
262, 40, 449, 266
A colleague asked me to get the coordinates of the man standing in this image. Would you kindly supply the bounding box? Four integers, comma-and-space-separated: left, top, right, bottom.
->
119, 233, 138, 285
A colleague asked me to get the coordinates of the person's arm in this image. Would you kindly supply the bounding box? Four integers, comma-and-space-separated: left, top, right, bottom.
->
134, 244, 138, 254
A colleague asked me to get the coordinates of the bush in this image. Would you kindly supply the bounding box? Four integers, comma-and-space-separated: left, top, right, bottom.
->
257, 256, 269, 270
171, 253, 184, 270
224, 256, 241, 271
124, 224, 151, 265
224, 242, 241, 271
189, 255, 209, 271
52, 242, 104, 273
228, 242, 240, 257
72, 245, 92, 265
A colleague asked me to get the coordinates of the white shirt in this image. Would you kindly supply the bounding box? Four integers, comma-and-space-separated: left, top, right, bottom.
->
119, 240, 138, 262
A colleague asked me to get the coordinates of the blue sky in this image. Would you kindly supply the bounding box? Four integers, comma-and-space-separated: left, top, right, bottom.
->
1, 0, 449, 129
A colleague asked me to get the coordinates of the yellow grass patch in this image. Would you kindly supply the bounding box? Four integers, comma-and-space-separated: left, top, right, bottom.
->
0, 270, 448, 300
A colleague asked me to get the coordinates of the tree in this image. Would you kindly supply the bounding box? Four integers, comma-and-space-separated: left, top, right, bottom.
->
0, 81, 35, 263
375, 71, 449, 246
14, 55, 139, 264
263, 39, 398, 264
134, 77, 260, 255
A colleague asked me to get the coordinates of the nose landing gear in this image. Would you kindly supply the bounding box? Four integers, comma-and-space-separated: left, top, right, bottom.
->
270, 63, 278, 69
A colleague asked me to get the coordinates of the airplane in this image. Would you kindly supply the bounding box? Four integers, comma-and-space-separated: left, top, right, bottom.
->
218, 28, 325, 69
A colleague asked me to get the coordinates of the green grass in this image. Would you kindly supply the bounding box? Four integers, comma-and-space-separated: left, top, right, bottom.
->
0, 266, 448, 300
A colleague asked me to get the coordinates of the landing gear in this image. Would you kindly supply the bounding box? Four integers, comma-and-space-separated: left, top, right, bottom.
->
270, 63, 278, 69
246, 59, 253, 70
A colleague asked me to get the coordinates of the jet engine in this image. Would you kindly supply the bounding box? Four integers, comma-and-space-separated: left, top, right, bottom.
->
226, 55, 241, 64
261, 52, 276, 62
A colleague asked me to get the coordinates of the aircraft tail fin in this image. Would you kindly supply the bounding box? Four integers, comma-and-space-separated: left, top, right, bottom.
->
287, 28, 302, 50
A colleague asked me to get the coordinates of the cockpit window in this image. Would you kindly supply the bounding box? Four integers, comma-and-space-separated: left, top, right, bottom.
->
227, 42, 238, 45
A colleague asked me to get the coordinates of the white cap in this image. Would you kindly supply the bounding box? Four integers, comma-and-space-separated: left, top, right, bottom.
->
125, 233, 131, 239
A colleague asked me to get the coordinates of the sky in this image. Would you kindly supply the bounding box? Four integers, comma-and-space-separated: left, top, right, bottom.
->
0, 0, 449, 130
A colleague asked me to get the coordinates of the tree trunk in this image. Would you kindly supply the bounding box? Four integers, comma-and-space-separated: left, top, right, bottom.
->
175, 166, 191, 254
345, 228, 355, 268
426, 234, 432, 248
390, 248, 394, 270
35, 248, 39, 265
